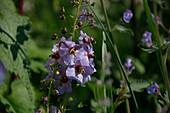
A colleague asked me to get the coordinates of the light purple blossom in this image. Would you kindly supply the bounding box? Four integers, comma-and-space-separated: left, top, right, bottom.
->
124, 58, 135, 75
147, 82, 160, 94
66, 60, 95, 86
123, 9, 133, 23
59, 40, 77, 65
52, 36, 72, 53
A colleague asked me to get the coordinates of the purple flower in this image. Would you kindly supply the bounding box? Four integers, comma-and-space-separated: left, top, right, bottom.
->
123, 9, 133, 23
66, 59, 95, 86
50, 105, 56, 113
141, 31, 153, 47
123, 58, 135, 75
52, 36, 72, 53
78, 31, 95, 50
55, 75, 72, 95
59, 40, 77, 65
53, 66, 72, 95
79, 9, 87, 20
35, 109, 42, 113
147, 82, 160, 94
0, 62, 6, 85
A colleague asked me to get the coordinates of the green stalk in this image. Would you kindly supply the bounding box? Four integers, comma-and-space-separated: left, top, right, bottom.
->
87, 2, 138, 110
46, 67, 56, 113
62, 93, 68, 113
143, 0, 170, 99
72, 0, 82, 39
100, 0, 132, 112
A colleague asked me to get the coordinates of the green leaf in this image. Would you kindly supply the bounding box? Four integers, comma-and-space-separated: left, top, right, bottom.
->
0, 0, 35, 110
138, 43, 157, 53
113, 25, 134, 36
130, 79, 149, 92
6, 79, 35, 113
0, 95, 16, 113
102, 31, 107, 67
29, 39, 51, 73
157, 0, 168, 9
164, 91, 170, 102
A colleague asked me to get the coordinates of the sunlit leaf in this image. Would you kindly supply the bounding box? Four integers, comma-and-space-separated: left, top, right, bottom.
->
0, 0, 35, 112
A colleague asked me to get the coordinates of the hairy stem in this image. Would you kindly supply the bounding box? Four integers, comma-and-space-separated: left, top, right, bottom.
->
100, 0, 132, 112
89, 1, 138, 110
72, 0, 82, 39
153, 0, 170, 100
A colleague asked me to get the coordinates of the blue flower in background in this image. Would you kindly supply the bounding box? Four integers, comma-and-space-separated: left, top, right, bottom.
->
141, 31, 153, 48
123, 9, 133, 23
141, 31, 152, 43
147, 82, 160, 94
0, 62, 6, 85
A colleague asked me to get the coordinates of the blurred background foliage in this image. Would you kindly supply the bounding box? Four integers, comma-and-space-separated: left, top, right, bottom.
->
0, 0, 170, 112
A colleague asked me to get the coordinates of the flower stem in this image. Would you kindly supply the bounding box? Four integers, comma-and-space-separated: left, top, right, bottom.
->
46, 66, 56, 113
62, 93, 68, 113
159, 94, 170, 105
72, 0, 82, 39
89, 1, 138, 110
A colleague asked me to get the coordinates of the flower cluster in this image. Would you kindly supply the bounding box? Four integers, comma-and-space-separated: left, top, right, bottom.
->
122, 9, 133, 23
79, 9, 94, 23
147, 82, 160, 95
44, 31, 96, 95
123, 58, 135, 75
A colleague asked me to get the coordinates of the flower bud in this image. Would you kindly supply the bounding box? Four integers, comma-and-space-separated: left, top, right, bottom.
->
91, 2, 96, 7
36, 109, 42, 113
60, 7, 65, 12
91, 23, 94, 28
72, 1, 76, 6
76, 2, 79, 6
75, 25, 79, 29
52, 33, 58, 40
60, 14, 65, 20
42, 97, 48, 102
61, 28, 67, 35
39, 88, 44, 92
78, 21, 83, 27
118, 87, 126, 97
90, 37, 96, 43
91, 13, 94, 17
40, 80, 45, 84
